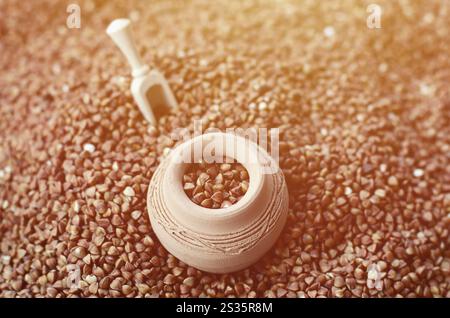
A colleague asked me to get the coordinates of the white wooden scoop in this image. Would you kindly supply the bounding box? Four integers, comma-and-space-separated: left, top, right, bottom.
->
106, 18, 178, 125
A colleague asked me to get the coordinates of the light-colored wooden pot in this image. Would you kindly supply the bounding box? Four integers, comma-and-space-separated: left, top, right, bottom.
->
147, 132, 289, 273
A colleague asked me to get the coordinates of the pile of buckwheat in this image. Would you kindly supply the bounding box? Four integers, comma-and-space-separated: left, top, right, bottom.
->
183, 160, 250, 209
0, 0, 448, 297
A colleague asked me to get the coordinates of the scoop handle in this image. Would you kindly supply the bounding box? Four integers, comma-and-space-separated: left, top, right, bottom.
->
106, 19, 149, 77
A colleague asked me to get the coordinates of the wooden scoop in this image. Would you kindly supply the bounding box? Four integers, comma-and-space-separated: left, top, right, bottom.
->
106, 18, 178, 125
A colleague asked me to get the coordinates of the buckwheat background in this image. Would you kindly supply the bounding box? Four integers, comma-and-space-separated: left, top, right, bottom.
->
0, 0, 449, 297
